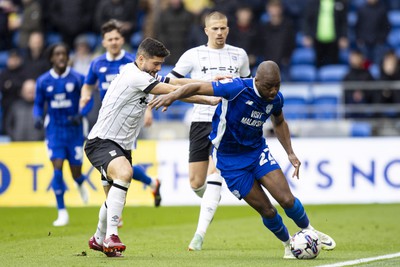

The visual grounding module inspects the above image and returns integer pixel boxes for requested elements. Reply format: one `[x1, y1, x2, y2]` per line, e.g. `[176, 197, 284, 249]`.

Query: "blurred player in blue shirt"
[149, 61, 336, 258]
[80, 19, 161, 208]
[33, 43, 89, 227]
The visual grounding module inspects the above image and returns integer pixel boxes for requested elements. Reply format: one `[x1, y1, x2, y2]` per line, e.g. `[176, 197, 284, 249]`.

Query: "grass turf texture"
[1, 204, 399, 267]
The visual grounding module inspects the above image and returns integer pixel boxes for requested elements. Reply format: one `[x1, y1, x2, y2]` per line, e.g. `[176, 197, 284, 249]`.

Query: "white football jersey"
[167, 44, 251, 122]
[88, 62, 158, 150]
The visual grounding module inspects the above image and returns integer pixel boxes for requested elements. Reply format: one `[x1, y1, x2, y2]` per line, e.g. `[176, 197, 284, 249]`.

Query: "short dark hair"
[46, 43, 70, 62]
[101, 19, 123, 37]
[137, 37, 170, 59]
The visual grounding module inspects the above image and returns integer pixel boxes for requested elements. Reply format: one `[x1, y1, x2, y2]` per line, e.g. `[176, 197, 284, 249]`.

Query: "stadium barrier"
[0, 138, 399, 207]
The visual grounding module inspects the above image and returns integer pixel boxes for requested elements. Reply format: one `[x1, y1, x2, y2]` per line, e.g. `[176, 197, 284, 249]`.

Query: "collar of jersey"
[106, 49, 125, 61]
[50, 66, 71, 79]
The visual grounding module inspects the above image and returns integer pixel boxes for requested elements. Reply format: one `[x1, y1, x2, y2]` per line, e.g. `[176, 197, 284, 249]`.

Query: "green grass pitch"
[1, 204, 399, 267]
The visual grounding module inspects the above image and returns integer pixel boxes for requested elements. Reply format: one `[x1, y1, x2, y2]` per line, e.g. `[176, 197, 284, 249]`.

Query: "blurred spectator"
[228, 5, 259, 68]
[17, 0, 43, 49]
[0, 49, 28, 133]
[22, 31, 49, 79]
[47, 0, 96, 47]
[94, 0, 139, 42]
[302, 0, 348, 67]
[155, 0, 194, 65]
[5, 79, 44, 141]
[211, 0, 240, 24]
[70, 34, 93, 75]
[376, 49, 400, 117]
[342, 49, 374, 118]
[0, 0, 19, 50]
[183, 0, 212, 16]
[188, 7, 210, 47]
[282, 0, 307, 31]
[257, 0, 296, 80]
[355, 0, 390, 66]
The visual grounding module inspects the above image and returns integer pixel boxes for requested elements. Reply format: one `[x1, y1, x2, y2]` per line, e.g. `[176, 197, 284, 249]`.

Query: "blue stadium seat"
[388, 10, 400, 29]
[311, 84, 342, 119]
[318, 64, 349, 82]
[0, 51, 8, 70]
[291, 47, 315, 65]
[387, 28, 400, 48]
[369, 64, 380, 79]
[280, 84, 311, 119]
[289, 64, 317, 82]
[46, 32, 62, 45]
[350, 122, 372, 137]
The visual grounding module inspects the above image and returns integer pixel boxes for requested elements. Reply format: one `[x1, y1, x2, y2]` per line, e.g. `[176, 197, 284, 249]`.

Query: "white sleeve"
[239, 48, 251, 78]
[167, 49, 194, 78]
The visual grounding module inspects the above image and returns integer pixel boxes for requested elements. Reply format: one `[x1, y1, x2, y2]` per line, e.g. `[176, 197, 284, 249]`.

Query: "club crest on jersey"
[266, 104, 273, 113]
[46, 85, 54, 92]
[231, 55, 238, 61]
[246, 100, 254, 106]
[99, 67, 107, 73]
[65, 82, 75, 92]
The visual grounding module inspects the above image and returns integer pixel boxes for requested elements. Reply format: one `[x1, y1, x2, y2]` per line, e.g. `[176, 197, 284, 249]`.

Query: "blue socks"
[262, 210, 290, 242]
[74, 174, 86, 186]
[284, 197, 310, 228]
[52, 170, 66, 210]
[132, 165, 152, 185]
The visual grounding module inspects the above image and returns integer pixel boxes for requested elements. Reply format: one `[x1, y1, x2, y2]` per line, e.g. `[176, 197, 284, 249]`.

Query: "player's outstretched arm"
[271, 112, 301, 179]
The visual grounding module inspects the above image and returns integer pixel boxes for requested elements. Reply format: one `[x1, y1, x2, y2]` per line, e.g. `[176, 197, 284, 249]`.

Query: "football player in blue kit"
[33, 43, 89, 226]
[80, 19, 161, 207]
[149, 60, 336, 259]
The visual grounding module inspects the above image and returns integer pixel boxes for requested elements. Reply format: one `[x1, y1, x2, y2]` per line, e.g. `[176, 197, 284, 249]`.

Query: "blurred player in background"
[82, 37, 219, 257]
[149, 60, 336, 259]
[167, 11, 251, 251]
[33, 43, 89, 226]
[80, 19, 161, 207]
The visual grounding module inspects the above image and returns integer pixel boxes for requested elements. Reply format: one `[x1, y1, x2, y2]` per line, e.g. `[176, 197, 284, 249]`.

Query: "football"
[290, 229, 322, 259]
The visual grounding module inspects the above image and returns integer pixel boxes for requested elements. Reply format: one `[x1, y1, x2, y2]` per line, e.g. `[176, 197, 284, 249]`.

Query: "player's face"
[205, 19, 229, 49]
[255, 74, 281, 101]
[51, 45, 68, 71]
[140, 56, 165, 77]
[102, 29, 125, 57]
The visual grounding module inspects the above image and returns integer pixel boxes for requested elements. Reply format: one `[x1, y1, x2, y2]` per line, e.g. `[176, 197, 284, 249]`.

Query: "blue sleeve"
[33, 77, 45, 119]
[80, 97, 93, 116]
[212, 78, 245, 100]
[84, 60, 97, 85]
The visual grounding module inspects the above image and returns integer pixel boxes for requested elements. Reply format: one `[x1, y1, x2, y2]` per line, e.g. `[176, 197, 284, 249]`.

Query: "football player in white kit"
[167, 11, 251, 251]
[82, 37, 218, 257]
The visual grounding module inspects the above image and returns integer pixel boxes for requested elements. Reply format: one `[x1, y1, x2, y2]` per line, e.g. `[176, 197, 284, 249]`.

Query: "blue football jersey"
[33, 67, 85, 144]
[84, 50, 135, 100]
[210, 78, 284, 154]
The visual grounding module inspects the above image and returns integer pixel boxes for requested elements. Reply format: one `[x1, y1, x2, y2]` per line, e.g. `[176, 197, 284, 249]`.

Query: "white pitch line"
[315, 252, 400, 267]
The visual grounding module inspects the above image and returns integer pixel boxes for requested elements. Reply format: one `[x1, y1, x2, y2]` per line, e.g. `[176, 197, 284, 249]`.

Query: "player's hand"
[288, 153, 301, 179]
[148, 95, 175, 112]
[68, 114, 82, 126]
[213, 75, 232, 81]
[34, 117, 44, 130]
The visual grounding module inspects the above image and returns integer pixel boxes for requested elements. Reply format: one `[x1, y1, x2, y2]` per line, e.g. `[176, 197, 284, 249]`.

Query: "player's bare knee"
[261, 207, 277, 218]
[279, 196, 295, 209]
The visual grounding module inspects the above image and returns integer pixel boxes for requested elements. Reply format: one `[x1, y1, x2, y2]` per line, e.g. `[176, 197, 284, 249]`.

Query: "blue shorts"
[46, 138, 84, 165]
[212, 142, 281, 200]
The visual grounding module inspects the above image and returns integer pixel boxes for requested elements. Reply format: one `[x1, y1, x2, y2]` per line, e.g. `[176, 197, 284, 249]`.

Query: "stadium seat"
[388, 10, 400, 29]
[369, 64, 380, 79]
[46, 32, 62, 45]
[318, 64, 349, 82]
[291, 47, 316, 65]
[311, 84, 342, 119]
[289, 64, 317, 82]
[130, 31, 143, 49]
[387, 28, 400, 48]
[0, 51, 8, 69]
[280, 84, 311, 119]
[350, 122, 372, 137]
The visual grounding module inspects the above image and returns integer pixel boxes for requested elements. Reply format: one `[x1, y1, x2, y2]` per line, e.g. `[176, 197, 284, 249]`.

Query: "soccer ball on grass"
[290, 229, 321, 259]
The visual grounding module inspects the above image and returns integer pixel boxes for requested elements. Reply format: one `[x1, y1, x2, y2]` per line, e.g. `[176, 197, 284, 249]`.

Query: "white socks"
[195, 173, 222, 238]
[94, 202, 107, 244]
[106, 180, 130, 238]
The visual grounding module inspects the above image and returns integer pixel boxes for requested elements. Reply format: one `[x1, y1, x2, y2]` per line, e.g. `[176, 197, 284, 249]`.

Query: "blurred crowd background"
[1, 0, 400, 141]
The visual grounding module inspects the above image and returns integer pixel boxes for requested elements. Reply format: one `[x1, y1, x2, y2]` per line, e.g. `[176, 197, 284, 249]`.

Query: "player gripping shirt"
[210, 77, 284, 199]
[34, 67, 85, 164]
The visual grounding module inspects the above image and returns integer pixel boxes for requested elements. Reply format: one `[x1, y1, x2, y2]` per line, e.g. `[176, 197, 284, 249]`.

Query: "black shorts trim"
[189, 122, 212, 162]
